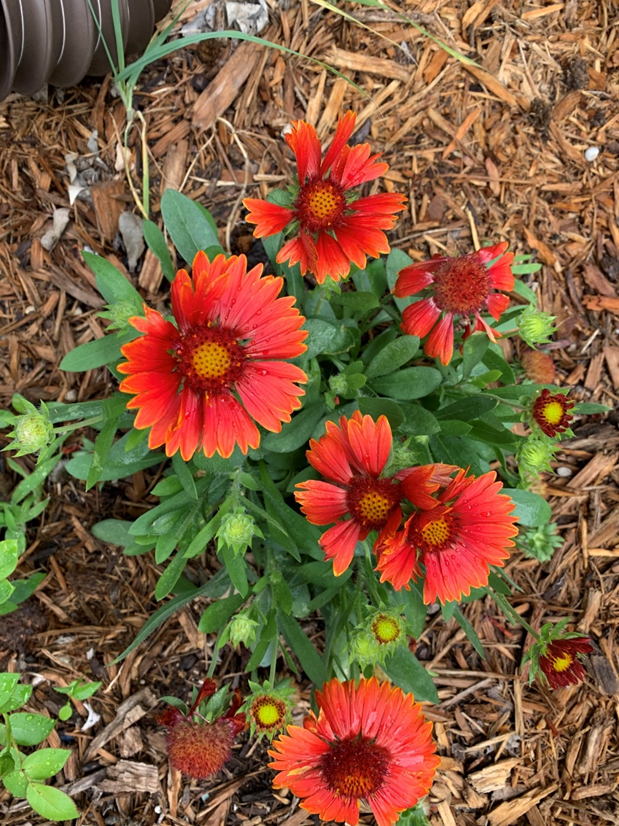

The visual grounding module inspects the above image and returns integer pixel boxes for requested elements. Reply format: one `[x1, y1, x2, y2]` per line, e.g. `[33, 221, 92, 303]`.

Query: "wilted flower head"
[158, 678, 246, 779]
[518, 305, 556, 348]
[531, 389, 574, 437]
[242, 679, 296, 740]
[3, 397, 54, 457]
[244, 112, 407, 284]
[523, 620, 593, 690]
[394, 243, 514, 364]
[521, 349, 555, 384]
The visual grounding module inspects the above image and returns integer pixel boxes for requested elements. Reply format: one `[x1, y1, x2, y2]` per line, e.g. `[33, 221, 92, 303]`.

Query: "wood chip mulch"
[0, 0, 618, 824]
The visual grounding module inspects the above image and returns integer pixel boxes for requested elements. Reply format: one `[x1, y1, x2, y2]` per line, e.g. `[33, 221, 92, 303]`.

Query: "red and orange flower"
[294, 411, 450, 576]
[269, 677, 439, 826]
[532, 389, 574, 437]
[118, 251, 308, 461]
[539, 636, 592, 689]
[377, 469, 518, 604]
[394, 243, 515, 365]
[243, 112, 407, 284]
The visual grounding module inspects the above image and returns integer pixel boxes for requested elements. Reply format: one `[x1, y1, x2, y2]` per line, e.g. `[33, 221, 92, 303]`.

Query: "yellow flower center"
[421, 517, 451, 549]
[193, 341, 232, 380]
[295, 180, 346, 232]
[251, 695, 286, 731]
[357, 491, 392, 525]
[541, 400, 564, 425]
[552, 652, 573, 673]
[371, 614, 401, 644]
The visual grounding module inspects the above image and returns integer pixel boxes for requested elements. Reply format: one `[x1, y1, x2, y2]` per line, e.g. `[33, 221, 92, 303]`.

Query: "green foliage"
[0, 674, 83, 820]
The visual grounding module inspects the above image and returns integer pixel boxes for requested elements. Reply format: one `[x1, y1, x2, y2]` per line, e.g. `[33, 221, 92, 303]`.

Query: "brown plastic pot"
[0, 0, 172, 103]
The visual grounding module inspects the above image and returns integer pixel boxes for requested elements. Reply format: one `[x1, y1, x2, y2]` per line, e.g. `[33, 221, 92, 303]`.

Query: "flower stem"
[490, 590, 540, 640]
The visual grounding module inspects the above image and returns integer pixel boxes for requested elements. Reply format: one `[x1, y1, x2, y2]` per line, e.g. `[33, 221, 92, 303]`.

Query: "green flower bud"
[99, 299, 140, 332]
[518, 305, 556, 348]
[351, 609, 409, 667]
[241, 678, 296, 741]
[517, 437, 557, 482]
[517, 522, 563, 562]
[227, 613, 259, 648]
[216, 509, 262, 557]
[5, 404, 54, 457]
[328, 374, 348, 395]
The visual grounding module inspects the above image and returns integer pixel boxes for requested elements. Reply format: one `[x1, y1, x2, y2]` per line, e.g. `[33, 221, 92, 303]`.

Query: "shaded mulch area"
[1, 0, 618, 824]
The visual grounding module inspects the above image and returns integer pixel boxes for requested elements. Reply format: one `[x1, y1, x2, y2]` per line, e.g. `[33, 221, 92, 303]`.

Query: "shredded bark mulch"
[1, 0, 618, 823]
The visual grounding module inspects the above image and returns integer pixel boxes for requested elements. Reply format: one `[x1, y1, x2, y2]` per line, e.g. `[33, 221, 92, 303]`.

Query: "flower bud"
[523, 621, 593, 690]
[216, 509, 262, 557]
[517, 437, 556, 480]
[227, 612, 258, 648]
[99, 299, 139, 332]
[351, 609, 409, 667]
[531, 388, 574, 437]
[517, 522, 563, 562]
[518, 305, 556, 348]
[5, 402, 54, 457]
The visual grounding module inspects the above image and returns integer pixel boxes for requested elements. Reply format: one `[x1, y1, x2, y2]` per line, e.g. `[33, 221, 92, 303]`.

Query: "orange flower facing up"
[377, 470, 518, 604]
[532, 389, 574, 437]
[243, 112, 407, 284]
[539, 636, 593, 689]
[269, 677, 439, 826]
[118, 252, 308, 461]
[394, 243, 514, 364]
[294, 411, 449, 576]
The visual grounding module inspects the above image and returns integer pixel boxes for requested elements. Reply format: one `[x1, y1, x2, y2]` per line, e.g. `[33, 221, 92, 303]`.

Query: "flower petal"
[295, 480, 350, 525]
[286, 120, 321, 184]
[401, 298, 441, 338]
[320, 519, 363, 576]
[243, 198, 294, 237]
[320, 110, 357, 175]
[424, 312, 454, 364]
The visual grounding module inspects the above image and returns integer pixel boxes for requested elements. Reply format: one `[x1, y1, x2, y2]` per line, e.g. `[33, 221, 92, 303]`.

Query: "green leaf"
[154, 552, 187, 600]
[399, 404, 441, 436]
[26, 782, 79, 822]
[112, 570, 230, 663]
[9, 713, 55, 746]
[365, 336, 420, 379]
[183, 512, 222, 558]
[262, 403, 327, 453]
[22, 749, 70, 780]
[383, 647, 439, 704]
[278, 612, 328, 686]
[172, 453, 198, 501]
[572, 402, 611, 414]
[86, 396, 126, 489]
[0, 683, 32, 713]
[246, 611, 278, 671]
[0, 673, 20, 710]
[59, 330, 136, 372]
[91, 520, 134, 546]
[503, 489, 551, 528]
[53, 681, 101, 701]
[83, 251, 142, 307]
[198, 594, 245, 634]
[358, 397, 404, 429]
[0, 539, 18, 580]
[401, 583, 426, 638]
[453, 609, 485, 659]
[482, 349, 515, 384]
[1, 573, 44, 609]
[143, 219, 175, 282]
[436, 396, 498, 421]
[3, 769, 28, 797]
[160, 189, 218, 264]
[219, 546, 249, 597]
[304, 318, 355, 359]
[58, 702, 72, 721]
[437, 420, 472, 436]
[65, 430, 163, 481]
[511, 278, 539, 302]
[329, 290, 379, 312]
[0, 753, 15, 778]
[461, 334, 490, 380]
[0, 579, 15, 605]
[258, 464, 323, 560]
[369, 367, 442, 400]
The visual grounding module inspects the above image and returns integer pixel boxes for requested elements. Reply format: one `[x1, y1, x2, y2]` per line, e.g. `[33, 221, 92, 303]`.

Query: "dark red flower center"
[295, 180, 346, 232]
[320, 736, 389, 800]
[432, 254, 490, 315]
[174, 324, 246, 394]
[166, 718, 235, 779]
[347, 477, 400, 531]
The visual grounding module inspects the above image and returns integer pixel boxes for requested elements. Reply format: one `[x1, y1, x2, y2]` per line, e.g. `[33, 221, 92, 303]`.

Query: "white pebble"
[556, 466, 573, 477]
[585, 146, 599, 162]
